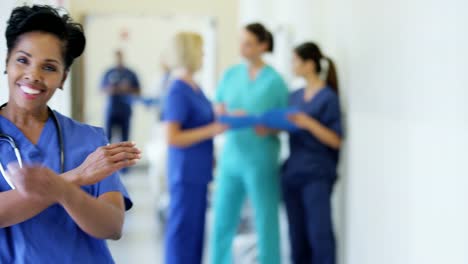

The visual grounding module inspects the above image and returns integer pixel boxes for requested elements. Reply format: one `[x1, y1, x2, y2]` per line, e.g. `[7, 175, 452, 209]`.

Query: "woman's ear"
[4, 56, 9, 74]
[59, 71, 69, 90]
[307, 60, 318, 74]
[260, 42, 269, 53]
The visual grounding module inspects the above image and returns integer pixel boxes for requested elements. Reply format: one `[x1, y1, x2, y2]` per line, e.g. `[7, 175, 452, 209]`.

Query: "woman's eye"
[16, 57, 28, 64]
[44, 65, 57, 72]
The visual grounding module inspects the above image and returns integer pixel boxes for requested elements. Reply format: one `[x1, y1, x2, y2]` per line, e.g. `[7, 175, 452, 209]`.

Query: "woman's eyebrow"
[45, 58, 61, 64]
[17, 50, 32, 57]
[17, 50, 61, 64]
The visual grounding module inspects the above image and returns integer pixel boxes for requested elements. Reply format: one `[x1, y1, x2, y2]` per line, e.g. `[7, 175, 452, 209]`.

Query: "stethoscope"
[0, 103, 64, 189]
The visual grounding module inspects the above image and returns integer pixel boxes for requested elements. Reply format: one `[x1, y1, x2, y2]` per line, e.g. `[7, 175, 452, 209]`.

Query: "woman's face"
[240, 29, 267, 60]
[292, 52, 315, 77]
[6, 31, 66, 112]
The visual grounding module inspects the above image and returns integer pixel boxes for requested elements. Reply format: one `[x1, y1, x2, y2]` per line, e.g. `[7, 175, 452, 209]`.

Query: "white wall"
[240, 0, 468, 263]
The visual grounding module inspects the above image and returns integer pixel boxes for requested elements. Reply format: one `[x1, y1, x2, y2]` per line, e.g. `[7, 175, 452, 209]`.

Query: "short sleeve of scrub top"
[0, 111, 132, 264]
[100, 69, 113, 89]
[164, 82, 190, 124]
[321, 94, 342, 137]
[91, 128, 133, 209]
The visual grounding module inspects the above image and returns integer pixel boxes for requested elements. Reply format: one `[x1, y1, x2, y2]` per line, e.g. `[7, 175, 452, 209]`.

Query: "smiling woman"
[0, 5, 141, 264]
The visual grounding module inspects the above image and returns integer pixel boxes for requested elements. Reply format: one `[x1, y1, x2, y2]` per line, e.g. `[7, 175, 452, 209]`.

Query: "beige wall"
[69, 0, 239, 77]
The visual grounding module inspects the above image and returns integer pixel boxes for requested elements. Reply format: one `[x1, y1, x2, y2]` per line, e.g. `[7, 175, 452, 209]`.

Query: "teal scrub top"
[215, 63, 288, 166]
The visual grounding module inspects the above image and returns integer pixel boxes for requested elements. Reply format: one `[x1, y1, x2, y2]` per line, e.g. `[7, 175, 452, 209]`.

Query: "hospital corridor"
[0, 0, 467, 264]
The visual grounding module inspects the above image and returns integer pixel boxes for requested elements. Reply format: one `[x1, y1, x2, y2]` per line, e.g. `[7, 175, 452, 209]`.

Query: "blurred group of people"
[163, 23, 342, 264]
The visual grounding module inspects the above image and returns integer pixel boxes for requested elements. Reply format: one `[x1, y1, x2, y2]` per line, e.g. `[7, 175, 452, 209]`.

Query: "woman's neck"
[176, 69, 198, 90]
[247, 57, 265, 80]
[0, 101, 48, 127]
[303, 73, 326, 101]
[305, 73, 326, 93]
[248, 57, 265, 70]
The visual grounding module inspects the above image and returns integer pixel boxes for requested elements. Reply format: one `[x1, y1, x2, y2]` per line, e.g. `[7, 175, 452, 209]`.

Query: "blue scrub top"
[215, 63, 288, 166]
[283, 87, 342, 185]
[163, 79, 215, 185]
[101, 67, 140, 116]
[0, 111, 132, 264]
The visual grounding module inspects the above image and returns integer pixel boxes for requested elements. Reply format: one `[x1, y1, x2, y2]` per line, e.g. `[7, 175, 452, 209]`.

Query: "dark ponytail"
[245, 23, 274, 53]
[294, 42, 339, 94]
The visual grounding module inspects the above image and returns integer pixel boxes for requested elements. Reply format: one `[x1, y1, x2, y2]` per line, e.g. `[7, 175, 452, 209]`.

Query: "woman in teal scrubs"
[211, 23, 288, 264]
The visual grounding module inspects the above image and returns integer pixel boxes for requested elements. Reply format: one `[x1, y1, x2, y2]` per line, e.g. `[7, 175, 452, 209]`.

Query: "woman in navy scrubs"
[163, 32, 227, 264]
[283, 42, 342, 264]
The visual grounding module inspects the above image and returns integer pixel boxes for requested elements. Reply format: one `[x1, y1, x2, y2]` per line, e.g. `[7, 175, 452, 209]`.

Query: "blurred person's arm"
[128, 71, 141, 96]
[100, 70, 119, 95]
[166, 122, 227, 148]
[288, 96, 342, 149]
[165, 82, 227, 147]
[288, 112, 341, 149]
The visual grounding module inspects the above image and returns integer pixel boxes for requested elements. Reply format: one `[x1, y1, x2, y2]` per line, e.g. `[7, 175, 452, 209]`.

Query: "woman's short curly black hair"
[5, 5, 86, 70]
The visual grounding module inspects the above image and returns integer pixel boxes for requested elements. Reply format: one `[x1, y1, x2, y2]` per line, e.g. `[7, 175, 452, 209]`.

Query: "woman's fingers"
[103, 141, 136, 150]
[106, 146, 141, 156]
[231, 109, 246, 116]
[87, 142, 142, 173]
[108, 152, 142, 163]
[112, 159, 139, 171]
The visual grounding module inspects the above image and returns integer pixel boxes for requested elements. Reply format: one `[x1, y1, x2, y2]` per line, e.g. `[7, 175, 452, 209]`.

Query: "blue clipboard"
[218, 107, 300, 131]
[218, 115, 260, 129]
[260, 107, 300, 132]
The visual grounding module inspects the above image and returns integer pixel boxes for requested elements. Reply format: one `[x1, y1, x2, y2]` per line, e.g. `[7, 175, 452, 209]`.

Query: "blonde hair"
[168, 32, 203, 72]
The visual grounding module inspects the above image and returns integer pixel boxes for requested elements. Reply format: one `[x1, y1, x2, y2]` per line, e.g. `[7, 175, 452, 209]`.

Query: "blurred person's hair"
[245, 23, 274, 53]
[168, 32, 203, 72]
[294, 42, 339, 94]
[5, 4, 86, 70]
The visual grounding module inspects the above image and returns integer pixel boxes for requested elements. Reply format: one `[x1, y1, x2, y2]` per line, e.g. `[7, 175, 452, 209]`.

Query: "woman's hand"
[288, 112, 313, 129]
[230, 109, 247, 116]
[254, 125, 271, 136]
[214, 104, 226, 116]
[7, 164, 65, 203]
[72, 142, 141, 186]
[208, 122, 229, 137]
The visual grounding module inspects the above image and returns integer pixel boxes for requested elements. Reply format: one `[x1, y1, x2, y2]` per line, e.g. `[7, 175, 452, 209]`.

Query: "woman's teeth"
[20, 85, 41, 95]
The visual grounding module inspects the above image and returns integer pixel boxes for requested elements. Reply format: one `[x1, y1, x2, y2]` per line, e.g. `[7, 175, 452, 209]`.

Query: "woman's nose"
[23, 67, 41, 83]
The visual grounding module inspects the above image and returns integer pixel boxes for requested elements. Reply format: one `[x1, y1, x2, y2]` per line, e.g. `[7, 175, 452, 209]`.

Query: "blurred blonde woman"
[163, 32, 227, 264]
